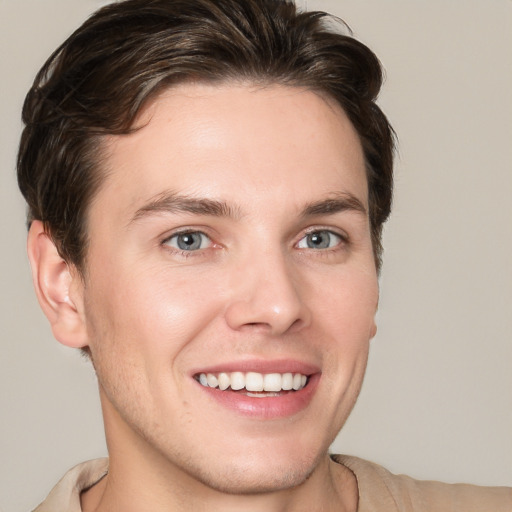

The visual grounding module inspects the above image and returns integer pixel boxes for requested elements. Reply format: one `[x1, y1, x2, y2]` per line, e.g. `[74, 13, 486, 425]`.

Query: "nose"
[224, 250, 311, 336]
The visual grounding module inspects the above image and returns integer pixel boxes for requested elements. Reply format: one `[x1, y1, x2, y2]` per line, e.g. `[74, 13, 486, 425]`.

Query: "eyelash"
[297, 228, 348, 250]
[160, 227, 349, 258]
[161, 229, 214, 258]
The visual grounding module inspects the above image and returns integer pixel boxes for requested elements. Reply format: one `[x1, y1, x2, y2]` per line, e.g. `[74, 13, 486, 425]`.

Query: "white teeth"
[218, 372, 230, 390]
[206, 373, 218, 388]
[197, 371, 309, 393]
[282, 373, 293, 390]
[245, 372, 264, 392]
[263, 373, 282, 392]
[246, 392, 280, 398]
[230, 371, 245, 391]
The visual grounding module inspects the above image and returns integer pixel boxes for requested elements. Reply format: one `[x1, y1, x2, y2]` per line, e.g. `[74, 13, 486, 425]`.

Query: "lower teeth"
[245, 391, 281, 398]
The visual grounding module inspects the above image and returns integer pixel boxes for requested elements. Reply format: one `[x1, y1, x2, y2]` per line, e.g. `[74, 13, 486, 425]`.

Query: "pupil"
[308, 231, 329, 249]
[178, 233, 201, 250]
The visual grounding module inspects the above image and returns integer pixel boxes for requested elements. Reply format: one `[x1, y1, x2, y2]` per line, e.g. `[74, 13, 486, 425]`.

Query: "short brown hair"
[17, 0, 394, 271]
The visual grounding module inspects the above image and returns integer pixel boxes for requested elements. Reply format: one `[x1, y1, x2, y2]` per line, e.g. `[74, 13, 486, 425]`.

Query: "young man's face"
[77, 83, 378, 493]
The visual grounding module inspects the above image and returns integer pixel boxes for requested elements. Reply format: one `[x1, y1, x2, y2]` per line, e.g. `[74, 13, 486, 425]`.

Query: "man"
[16, 0, 511, 510]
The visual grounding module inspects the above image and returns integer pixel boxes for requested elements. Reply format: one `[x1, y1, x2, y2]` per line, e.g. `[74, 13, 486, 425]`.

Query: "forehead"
[94, 82, 367, 219]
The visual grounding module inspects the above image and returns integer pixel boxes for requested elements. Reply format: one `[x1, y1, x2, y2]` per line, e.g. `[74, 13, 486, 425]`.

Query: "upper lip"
[190, 359, 320, 377]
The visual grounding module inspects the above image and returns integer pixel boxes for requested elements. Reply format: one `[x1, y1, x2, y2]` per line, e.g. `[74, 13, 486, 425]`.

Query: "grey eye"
[297, 230, 342, 249]
[166, 232, 211, 251]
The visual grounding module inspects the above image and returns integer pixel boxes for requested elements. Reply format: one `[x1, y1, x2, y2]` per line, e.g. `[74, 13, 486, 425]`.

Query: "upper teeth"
[197, 372, 308, 392]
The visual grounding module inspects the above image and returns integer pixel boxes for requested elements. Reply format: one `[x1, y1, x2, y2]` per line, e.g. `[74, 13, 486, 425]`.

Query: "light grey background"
[1, 1, 511, 510]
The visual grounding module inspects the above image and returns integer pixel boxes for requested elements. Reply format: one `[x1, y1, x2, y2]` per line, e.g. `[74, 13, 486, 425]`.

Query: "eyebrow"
[301, 193, 367, 218]
[130, 190, 366, 225]
[130, 191, 242, 224]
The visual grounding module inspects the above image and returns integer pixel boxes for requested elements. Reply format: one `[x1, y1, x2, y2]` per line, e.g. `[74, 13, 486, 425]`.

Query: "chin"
[179, 446, 323, 495]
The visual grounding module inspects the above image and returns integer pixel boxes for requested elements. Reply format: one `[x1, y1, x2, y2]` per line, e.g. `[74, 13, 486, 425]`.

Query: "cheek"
[85, 263, 226, 363]
[311, 268, 377, 379]
[315, 269, 378, 338]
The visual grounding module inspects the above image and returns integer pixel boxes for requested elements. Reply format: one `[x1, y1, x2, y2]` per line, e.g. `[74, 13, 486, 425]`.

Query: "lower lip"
[196, 373, 320, 419]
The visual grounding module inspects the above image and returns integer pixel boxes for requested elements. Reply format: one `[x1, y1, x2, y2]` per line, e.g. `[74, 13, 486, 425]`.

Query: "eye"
[164, 231, 212, 251]
[297, 230, 343, 250]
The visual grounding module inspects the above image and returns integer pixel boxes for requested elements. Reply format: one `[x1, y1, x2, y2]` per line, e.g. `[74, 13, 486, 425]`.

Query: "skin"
[29, 83, 378, 512]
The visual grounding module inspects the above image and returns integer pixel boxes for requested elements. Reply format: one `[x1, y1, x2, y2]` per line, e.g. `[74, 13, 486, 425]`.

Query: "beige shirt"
[33, 456, 512, 511]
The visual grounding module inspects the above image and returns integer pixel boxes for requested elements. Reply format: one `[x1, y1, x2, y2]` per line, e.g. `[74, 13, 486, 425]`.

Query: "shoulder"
[32, 458, 108, 512]
[332, 454, 512, 512]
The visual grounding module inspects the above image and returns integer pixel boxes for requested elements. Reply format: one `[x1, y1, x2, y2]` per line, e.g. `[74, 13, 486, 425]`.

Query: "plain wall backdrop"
[1, 1, 511, 510]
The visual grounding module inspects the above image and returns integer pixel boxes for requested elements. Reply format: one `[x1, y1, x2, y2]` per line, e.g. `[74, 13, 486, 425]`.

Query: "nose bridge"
[224, 243, 310, 335]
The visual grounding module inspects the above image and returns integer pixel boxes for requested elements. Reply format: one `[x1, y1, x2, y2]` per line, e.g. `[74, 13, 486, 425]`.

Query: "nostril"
[224, 275, 311, 334]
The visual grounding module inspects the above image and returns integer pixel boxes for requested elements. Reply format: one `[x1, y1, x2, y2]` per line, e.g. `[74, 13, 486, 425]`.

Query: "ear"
[369, 286, 379, 339]
[369, 321, 377, 339]
[27, 220, 88, 348]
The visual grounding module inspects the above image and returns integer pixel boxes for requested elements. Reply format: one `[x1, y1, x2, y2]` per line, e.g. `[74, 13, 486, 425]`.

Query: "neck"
[82, 454, 357, 512]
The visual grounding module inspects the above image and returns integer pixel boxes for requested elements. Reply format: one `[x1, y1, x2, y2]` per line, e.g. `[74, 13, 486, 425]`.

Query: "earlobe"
[370, 292, 379, 339]
[27, 220, 88, 349]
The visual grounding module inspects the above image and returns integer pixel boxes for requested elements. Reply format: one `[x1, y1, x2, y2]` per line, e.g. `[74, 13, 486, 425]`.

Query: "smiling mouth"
[195, 371, 309, 396]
